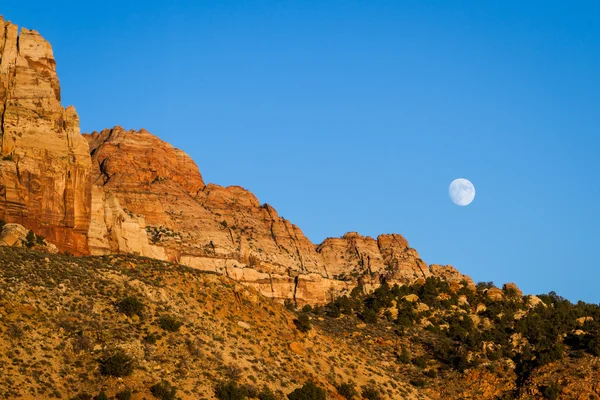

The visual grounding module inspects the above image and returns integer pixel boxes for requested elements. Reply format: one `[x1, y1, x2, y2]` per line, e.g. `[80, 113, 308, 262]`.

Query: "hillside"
[0, 246, 599, 399]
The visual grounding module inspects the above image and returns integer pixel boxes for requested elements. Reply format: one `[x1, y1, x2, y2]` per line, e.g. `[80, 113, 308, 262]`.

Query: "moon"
[449, 178, 476, 206]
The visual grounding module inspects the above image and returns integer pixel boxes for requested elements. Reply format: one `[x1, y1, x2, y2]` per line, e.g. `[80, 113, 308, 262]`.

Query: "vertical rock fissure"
[264, 206, 282, 249]
[292, 275, 299, 306]
[268, 273, 275, 294]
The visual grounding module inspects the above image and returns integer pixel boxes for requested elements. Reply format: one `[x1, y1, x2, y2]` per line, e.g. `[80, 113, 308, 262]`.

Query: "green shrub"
[294, 313, 311, 333]
[360, 308, 378, 324]
[157, 315, 183, 332]
[99, 350, 135, 377]
[397, 346, 411, 364]
[215, 381, 248, 400]
[258, 385, 277, 400]
[284, 299, 296, 311]
[540, 382, 561, 400]
[336, 381, 358, 399]
[412, 356, 427, 369]
[288, 381, 326, 400]
[587, 336, 600, 356]
[361, 386, 382, 400]
[144, 333, 158, 344]
[151, 381, 177, 400]
[116, 296, 145, 317]
[409, 378, 427, 388]
[424, 369, 437, 378]
[115, 389, 132, 400]
[26, 230, 36, 248]
[71, 394, 92, 400]
[93, 392, 109, 400]
[302, 304, 313, 313]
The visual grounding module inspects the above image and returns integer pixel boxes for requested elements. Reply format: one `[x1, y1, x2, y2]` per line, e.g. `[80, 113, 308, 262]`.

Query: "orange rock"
[0, 18, 92, 254]
[486, 288, 504, 301]
[502, 282, 523, 297]
[289, 341, 305, 355]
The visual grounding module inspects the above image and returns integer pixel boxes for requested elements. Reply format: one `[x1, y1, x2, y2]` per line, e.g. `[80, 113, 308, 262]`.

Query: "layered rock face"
[0, 16, 473, 305]
[0, 17, 92, 254]
[84, 128, 470, 304]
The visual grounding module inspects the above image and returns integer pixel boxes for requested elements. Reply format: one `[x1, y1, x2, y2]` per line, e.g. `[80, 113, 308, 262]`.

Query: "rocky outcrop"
[0, 222, 58, 252]
[316, 232, 431, 282]
[0, 17, 92, 254]
[0, 16, 475, 305]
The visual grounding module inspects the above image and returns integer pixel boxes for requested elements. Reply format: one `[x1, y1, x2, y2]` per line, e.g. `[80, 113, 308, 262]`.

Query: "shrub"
[302, 305, 313, 313]
[71, 394, 92, 400]
[284, 299, 296, 311]
[361, 386, 382, 400]
[397, 346, 410, 364]
[26, 230, 36, 248]
[409, 378, 427, 388]
[424, 369, 437, 378]
[99, 350, 135, 377]
[412, 356, 427, 369]
[225, 364, 243, 382]
[144, 333, 158, 344]
[360, 308, 378, 324]
[540, 382, 561, 400]
[151, 381, 177, 400]
[215, 381, 248, 400]
[72, 334, 93, 353]
[116, 296, 145, 317]
[294, 313, 312, 333]
[115, 389, 132, 400]
[336, 381, 358, 399]
[93, 393, 109, 400]
[258, 386, 277, 400]
[288, 381, 326, 400]
[587, 336, 600, 356]
[157, 315, 183, 332]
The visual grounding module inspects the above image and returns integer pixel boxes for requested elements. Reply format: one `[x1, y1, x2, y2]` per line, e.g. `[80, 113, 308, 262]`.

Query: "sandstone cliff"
[83, 128, 471, 304]
[0, 16, 473, 305]
[0, 17, 92, 254]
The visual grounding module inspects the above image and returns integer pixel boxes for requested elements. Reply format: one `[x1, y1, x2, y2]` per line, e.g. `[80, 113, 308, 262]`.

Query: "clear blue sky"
[4, 1, 599, 303]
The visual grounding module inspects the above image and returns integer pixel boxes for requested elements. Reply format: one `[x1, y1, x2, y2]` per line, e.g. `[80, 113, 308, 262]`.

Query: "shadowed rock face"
[0, 17, 92, 254]
[0, 16, 473, 304]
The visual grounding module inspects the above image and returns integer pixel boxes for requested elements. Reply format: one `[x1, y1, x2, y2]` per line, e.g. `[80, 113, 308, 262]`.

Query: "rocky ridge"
[0, 17, 472, 305]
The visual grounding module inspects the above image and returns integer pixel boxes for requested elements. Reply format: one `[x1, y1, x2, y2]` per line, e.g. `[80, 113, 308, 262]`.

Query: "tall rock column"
[0, 17, 92, 254]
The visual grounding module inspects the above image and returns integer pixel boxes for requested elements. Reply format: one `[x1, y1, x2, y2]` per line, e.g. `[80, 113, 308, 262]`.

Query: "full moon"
[449, 178, 476, 206]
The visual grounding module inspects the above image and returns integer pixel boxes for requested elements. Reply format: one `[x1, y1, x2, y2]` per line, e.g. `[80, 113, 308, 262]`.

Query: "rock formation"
[83, 128, 471, 304]
[0, 17, 92, 254]
[0, 222, 58, 252]
[0, 16, 474, 305]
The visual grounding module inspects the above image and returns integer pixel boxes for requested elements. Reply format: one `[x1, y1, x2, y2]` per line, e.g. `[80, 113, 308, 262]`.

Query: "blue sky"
[3, 1, 599, 302]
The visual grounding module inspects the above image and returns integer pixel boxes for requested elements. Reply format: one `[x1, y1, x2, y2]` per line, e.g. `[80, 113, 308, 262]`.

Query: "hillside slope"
[1, 247, 599, 399]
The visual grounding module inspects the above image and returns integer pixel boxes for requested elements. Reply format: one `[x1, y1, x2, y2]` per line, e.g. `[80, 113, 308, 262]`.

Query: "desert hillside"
[0, 246, 599, 399]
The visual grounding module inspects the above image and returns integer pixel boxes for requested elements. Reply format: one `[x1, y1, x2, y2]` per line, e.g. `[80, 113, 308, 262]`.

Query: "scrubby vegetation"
[150, 381, 177, 400]
[0, 246, 598, 399]
[99, 350, 135, 377]
[313, 277, 600, 395]
[287, 381, 326, 400]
